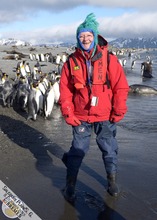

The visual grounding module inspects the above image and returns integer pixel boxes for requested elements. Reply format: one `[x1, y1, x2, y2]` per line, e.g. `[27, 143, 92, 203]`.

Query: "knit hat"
[76, 13, 99, 52]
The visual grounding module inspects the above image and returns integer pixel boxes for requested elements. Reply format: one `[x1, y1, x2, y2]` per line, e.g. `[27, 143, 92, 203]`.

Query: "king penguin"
[27, 82, 43, 120]
[44, 84, 55, 118]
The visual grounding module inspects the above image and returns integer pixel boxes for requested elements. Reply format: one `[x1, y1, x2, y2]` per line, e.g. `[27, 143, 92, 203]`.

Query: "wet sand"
[0, 45, 157, 220]
[0, 105, 157, 220]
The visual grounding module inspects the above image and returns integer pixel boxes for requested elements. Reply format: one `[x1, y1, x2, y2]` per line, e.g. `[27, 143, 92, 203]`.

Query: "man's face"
[79, 31, 94, 50]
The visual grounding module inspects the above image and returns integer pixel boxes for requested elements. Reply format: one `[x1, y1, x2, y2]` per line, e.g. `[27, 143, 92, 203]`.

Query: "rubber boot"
[63, 175, 76, 203]
[107, 174, 119, 197]
[62, 153, 68, 167]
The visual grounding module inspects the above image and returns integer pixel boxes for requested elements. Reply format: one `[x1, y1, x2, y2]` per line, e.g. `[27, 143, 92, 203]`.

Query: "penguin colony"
[0, 52, 67, 121]
[0, 49, 154, 121]
[118, 53, 153, 78]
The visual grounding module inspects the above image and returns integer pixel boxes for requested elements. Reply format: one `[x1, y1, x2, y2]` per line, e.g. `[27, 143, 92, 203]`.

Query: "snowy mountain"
[0, 37, 157, 48]
[45, 37, 157, 49]
[109, 37, 157, 48]
[0, 38, 30, 46]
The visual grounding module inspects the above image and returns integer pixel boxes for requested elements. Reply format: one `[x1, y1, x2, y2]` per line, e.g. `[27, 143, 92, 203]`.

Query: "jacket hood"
[98, 35, 108, 47]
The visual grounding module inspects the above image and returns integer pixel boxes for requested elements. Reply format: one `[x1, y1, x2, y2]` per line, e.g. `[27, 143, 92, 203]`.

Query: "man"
[59, 13, 129, 203]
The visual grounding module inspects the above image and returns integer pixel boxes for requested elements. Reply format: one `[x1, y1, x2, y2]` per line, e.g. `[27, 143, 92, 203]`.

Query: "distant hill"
[1, 37, 157, 49]
[50, 37, 157, 49]
[109, 37, 157, 49]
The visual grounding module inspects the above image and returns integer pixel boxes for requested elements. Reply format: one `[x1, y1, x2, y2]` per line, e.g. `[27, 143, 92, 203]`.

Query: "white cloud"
[99, 12, 157, 38]
[0, 0, 157, 23]
[0, 1, 157, 44]
[3, 11, 156, 44]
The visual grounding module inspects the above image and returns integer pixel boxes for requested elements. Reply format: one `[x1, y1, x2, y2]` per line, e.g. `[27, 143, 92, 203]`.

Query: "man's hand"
[109, 112, 124, 123]
[65, 115, 81, 126]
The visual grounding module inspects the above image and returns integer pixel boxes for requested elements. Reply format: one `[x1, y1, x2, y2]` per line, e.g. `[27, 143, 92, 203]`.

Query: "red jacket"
[59, 35, 129, 123]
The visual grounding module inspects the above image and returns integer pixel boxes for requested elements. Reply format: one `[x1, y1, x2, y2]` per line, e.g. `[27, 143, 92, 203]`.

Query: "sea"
[118, 49, 157, 134]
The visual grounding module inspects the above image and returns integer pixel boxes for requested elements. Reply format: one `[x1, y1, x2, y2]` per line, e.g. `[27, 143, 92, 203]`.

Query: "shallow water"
[119, 49, 157, 133]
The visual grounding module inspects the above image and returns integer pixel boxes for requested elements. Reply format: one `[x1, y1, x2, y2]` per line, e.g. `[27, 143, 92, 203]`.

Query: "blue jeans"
[62, 121, 118, 178]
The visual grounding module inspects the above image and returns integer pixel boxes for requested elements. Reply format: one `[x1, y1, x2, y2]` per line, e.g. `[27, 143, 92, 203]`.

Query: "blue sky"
[0, 1, 157, 45]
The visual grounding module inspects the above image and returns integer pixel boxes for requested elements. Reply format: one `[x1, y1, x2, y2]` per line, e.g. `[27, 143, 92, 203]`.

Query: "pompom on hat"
[76, 13, 99, 51]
